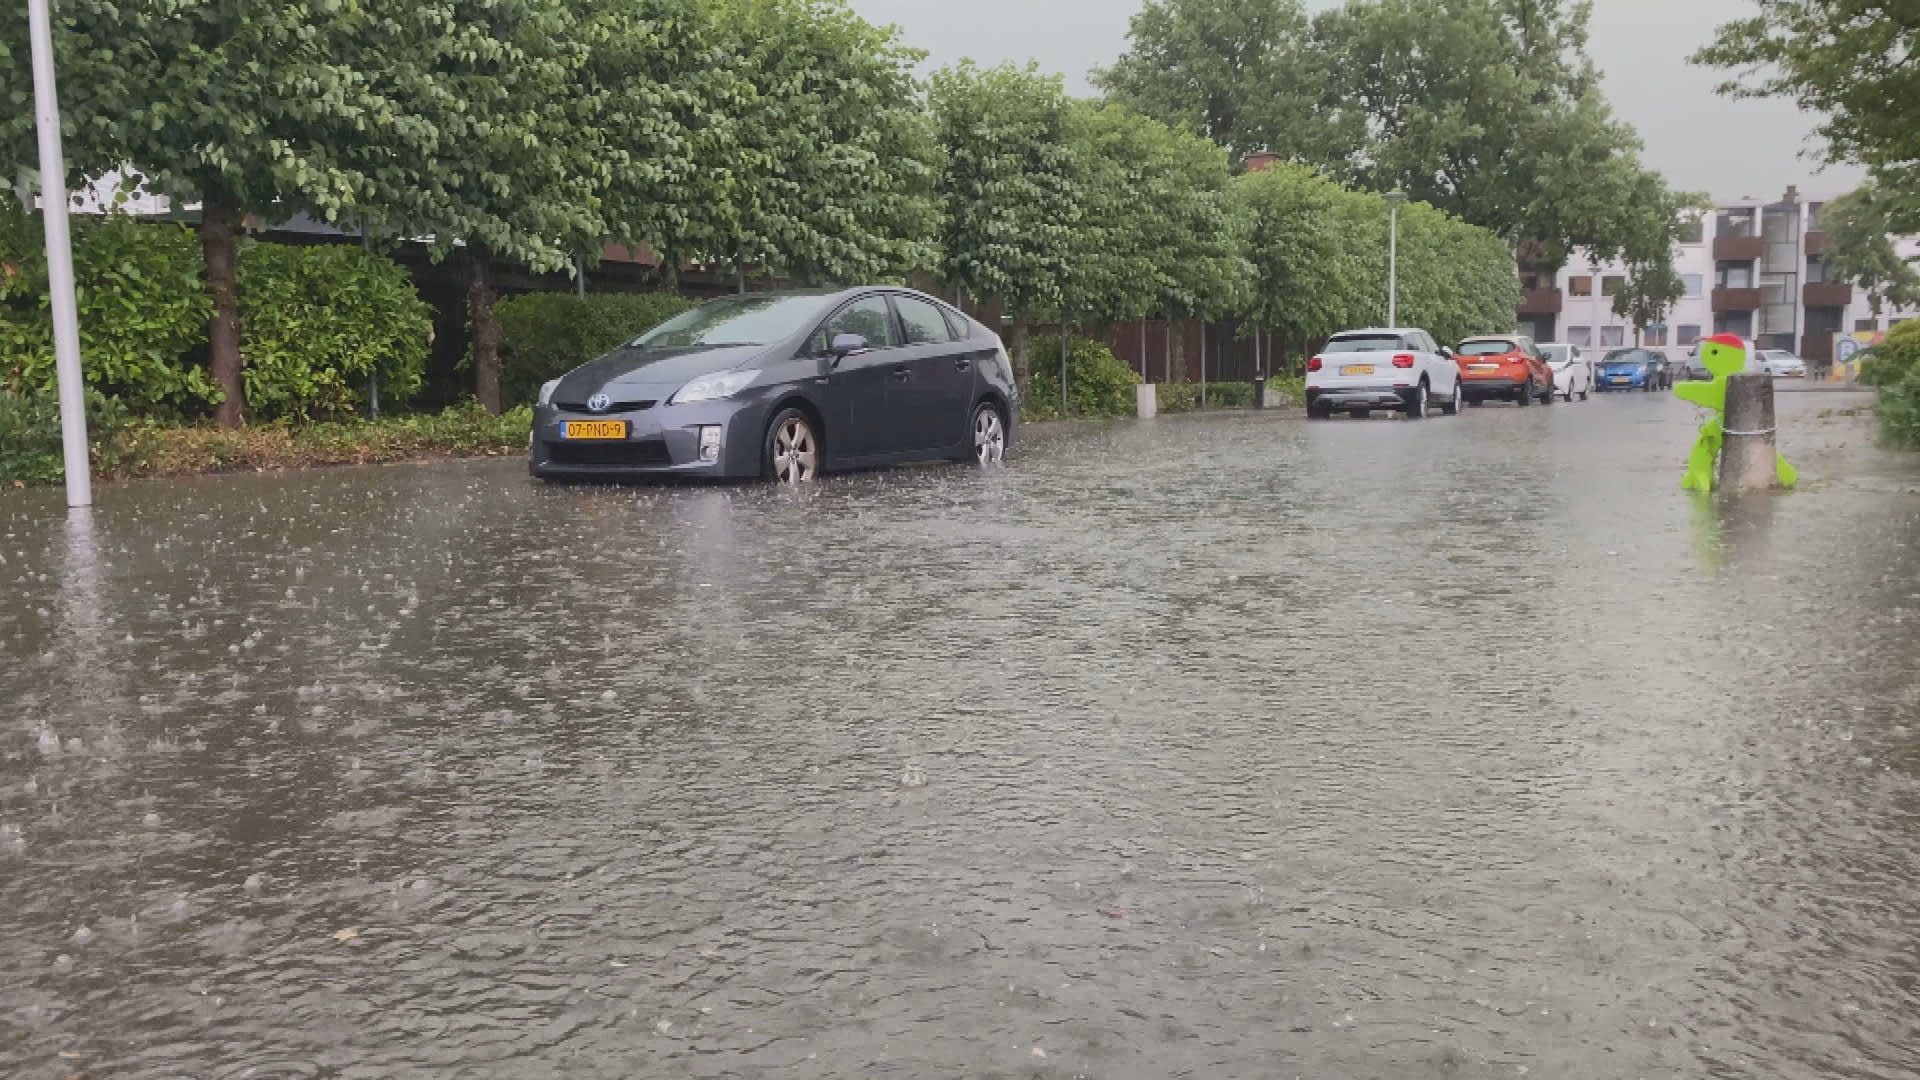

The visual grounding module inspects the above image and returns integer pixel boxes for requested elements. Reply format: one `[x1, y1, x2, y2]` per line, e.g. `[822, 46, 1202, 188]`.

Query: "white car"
[1540, 343, 1593, 401]
[1305, 327, 1464, 419]
[1758, 349, 1808, 378]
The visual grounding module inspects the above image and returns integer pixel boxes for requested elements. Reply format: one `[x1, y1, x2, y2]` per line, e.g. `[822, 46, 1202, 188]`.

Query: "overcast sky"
[844, 0, 1860, 202]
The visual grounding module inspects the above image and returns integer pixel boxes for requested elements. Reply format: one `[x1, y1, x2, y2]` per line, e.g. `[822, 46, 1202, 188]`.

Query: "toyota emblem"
[587, 393, 612, 414]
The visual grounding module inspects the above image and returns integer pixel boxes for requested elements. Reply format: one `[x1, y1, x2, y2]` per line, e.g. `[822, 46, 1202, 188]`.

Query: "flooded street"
[4, 391, 1918, 1079]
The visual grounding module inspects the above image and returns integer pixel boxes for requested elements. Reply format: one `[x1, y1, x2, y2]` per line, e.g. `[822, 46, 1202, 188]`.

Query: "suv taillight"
[1392, 353, 1416, 369]
[1307, 356, 1323, 372]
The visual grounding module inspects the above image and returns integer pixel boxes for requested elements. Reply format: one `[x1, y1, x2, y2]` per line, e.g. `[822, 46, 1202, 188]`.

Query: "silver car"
[1758, 349, 1808, 378]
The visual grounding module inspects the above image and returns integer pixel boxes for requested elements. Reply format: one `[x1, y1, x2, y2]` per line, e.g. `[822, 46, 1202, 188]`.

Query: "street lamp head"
[1384, 189, 1408, 207]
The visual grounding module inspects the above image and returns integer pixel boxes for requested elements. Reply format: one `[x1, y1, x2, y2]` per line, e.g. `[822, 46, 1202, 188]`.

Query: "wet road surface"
[3, 391, 1918, 1078]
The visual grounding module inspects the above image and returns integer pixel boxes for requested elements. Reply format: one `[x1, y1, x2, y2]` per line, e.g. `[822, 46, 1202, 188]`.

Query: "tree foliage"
[1696, 3, 1920, 219]
[1820, 184, 1920, 318]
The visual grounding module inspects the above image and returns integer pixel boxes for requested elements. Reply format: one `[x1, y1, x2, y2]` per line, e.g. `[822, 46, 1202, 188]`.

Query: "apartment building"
[1517, 187, 1920, 364]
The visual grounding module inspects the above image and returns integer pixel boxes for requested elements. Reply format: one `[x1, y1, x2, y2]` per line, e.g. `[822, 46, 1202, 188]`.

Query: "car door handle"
[955, 357, 971, 372]
[890, 365, 911, 381]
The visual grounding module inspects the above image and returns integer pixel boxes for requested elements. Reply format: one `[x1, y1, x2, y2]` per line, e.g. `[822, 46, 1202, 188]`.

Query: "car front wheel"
[765, 408, 820, 485]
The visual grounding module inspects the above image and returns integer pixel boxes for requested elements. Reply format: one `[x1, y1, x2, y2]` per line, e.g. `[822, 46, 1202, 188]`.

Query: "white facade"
[1520, 187, 1920, 364]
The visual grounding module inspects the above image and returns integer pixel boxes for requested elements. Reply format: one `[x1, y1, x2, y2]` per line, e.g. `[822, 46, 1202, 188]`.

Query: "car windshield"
[633, 294, 831, 349]
[1457, 340, 1520, 356]
[1326, 333, 1407, 353]
[1603, 349, 1646, 364]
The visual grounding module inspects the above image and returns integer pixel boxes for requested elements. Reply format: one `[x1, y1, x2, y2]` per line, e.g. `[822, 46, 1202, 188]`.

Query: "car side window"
[894, 295, 954, 345]
[940, 306, 972, 340]
[811, 295, 900, 354]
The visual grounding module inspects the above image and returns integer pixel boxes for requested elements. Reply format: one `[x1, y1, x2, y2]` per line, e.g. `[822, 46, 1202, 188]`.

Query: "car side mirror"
[829, 333, 870, 358]
[1440, 348, 1454, 360]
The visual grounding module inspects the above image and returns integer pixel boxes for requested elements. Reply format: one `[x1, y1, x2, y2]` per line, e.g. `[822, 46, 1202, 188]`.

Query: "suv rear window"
[1326, 334, 1406, 353]
[1457, 340, 1519, 356]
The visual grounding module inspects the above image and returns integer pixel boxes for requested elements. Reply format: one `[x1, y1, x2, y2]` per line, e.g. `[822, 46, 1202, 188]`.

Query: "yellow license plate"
[1341, 365, 1375, 376]
[563, 420, 628, 440]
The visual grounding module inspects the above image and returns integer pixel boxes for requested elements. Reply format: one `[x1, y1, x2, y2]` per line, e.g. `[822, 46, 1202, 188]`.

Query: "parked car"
[530, 288, 1017, 483]
[1540, 343, 1593, 401]
[1305, 328, 1464, 419]
[1453, 335, 1556, 406]
[1680, 343, 1712, 380]
[1758, 349, 1808, 378]
[1596, 347, 1667, 392]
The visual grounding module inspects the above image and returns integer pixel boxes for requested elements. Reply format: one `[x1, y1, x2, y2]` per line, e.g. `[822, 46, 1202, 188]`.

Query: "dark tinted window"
[940, 306, 972, 340]
[895, 296, 954, 345]
[1457, 339, 1521, 357]
[1326, 333, 1407, 353]
[812, 296, 900, 353]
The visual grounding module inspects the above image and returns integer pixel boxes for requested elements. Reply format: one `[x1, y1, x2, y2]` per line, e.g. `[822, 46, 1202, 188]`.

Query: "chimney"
[1243, 150, 1279, 173]
[1784, 185, 1801, 203]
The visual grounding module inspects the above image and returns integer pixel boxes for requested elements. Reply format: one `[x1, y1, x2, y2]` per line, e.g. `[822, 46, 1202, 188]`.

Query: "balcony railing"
[1713, 234, 1765, 261]
[1517, 287, 1564, 315]
[1712, 287, 1764, 312]
[1803, 281, 1852, 307]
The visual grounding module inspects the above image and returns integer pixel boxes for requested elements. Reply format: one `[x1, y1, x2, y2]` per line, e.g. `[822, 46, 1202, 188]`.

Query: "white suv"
[1306, 328, 1464, 419]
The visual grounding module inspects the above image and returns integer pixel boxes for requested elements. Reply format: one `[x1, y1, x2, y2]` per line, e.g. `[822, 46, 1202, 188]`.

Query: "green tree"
[685, 0, 939, 289]
[1696, 3, 1920, 219]
[1232, 164, 1370, 358]
[1819, 185, 1920, 319]
[0, 0, 611, 421]
[1094, 0, 1335, 163]
[930, 62, 1081, 386]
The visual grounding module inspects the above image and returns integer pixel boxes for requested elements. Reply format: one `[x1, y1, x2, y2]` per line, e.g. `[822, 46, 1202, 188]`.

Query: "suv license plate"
[1341, 365, 1375, 376]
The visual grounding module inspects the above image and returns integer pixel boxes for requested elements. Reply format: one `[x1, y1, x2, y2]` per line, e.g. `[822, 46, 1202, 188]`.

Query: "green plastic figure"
[1673, 333, 1797, 491]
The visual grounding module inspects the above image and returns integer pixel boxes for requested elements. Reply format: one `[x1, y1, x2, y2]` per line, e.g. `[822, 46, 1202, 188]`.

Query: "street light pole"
[1385, 190, 1407, 327]
[28, 0, 91, 508]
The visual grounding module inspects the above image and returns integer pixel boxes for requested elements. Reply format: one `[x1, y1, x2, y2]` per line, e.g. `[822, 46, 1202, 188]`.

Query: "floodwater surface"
[3, 391, 1918, 1078]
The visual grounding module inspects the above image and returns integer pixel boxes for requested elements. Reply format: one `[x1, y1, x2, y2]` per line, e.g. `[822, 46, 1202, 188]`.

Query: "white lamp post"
[28, 0, 91, 508]
[1385, 189, 1407, 327]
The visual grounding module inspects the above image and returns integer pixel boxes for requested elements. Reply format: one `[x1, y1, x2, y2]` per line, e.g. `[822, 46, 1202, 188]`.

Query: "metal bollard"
[1253, 376, 1267, 410]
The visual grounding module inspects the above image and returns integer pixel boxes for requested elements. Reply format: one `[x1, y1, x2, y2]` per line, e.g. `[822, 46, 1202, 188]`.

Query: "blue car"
[1595, 347, 1668, 392]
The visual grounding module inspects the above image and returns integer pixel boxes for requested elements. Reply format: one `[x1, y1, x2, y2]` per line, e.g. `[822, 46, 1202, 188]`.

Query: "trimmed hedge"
[1, 214, 213, 413]
[495, 292, 697, 407]
[1024, 336, 1141, 420]
[239, 241, 433, 421]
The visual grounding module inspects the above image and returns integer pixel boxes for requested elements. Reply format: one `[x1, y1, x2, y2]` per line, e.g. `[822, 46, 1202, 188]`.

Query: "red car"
[1454, 335, 1557, 406]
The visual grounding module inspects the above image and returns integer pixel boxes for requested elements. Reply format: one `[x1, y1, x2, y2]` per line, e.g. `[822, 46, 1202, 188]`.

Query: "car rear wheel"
[1308, 402, 1333, 420]
[1540, 381, 1556, 405]
[765, 409, 820, 485]
[1438, 380, 1463, 416]
[970, 403, 1006, 466]
[1404, 382, 1428, 420]
[1516, 380, 1533, 406]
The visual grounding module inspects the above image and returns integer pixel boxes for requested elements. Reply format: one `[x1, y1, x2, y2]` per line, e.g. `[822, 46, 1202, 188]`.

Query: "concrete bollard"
[1136, 382, 1158, 419]
[1720, 373, 1780, 492]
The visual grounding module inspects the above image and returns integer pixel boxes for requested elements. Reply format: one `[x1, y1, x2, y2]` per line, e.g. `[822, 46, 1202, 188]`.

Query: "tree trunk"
[1009, 317, 1032, 397]
[466, 246, 503, 414]
[202, 201, 245, 429]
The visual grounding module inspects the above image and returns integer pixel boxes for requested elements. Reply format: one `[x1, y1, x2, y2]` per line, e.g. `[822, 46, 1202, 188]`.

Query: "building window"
[1855, 318, 1879, 333]
[1568, 275, 1593, 297]
[1644, 326, 1669, 346]
[1807, 202, 1824, 230]
[1601, 275, 1626, 297]
[1718, 264, 1754, 289]
[1682, 274, 1704, 298]
[1677, 325, 1702, 346]
[1715, 311, 1755, 336]
[1568, 325, 1592, 347]
[1716, 209, 1757, 238]
[1601, 326, 1627, 347]
[1807, 258, 1829, 284]
[1676, 216, 1705, 244]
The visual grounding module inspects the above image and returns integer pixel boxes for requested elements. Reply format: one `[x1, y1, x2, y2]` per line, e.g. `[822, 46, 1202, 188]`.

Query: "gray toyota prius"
[530, 287, 1019, 484]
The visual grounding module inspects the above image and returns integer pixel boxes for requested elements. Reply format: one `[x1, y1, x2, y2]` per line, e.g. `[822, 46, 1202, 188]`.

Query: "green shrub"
[1024, 336, 1141, 420]
[0, 389, 153, 486]
[0, 214, 213, 413]
[1857, 321, 1920, 387]
[1876, 372, 1920, 448]
[238, 241, 434, 421]
[496, 292, 697, 407]
[1266, 375, 1305, 405]
[1157, 382, 1200, 413]
[1205, 381, 1255, 408]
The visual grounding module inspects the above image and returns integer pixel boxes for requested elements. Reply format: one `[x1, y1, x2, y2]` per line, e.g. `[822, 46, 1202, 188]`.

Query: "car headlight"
[670, 370, 756, 405]
[538, 379, 560, 406]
